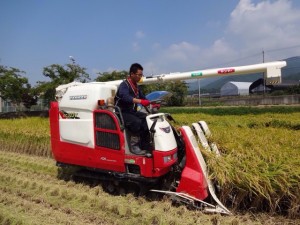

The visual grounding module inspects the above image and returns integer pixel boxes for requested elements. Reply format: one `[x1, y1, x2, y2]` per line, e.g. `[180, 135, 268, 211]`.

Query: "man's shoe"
[130, 135, 146, 155]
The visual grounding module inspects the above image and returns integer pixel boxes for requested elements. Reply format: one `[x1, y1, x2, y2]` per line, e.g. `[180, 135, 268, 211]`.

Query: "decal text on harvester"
[125, 159, 136, 164]
[218, 68, 235, 74]
[100, 157, 117, 163]
[69, 95, 87, 100]
[60, 111, 80, 119]
[191, 72, 203, 77]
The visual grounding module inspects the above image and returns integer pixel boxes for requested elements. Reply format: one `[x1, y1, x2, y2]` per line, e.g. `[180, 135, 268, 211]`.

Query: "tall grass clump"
[0, 117, 51, 157]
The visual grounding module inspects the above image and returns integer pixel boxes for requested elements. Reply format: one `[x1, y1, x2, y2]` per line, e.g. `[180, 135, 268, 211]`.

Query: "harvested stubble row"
[0, 150, 278, 225]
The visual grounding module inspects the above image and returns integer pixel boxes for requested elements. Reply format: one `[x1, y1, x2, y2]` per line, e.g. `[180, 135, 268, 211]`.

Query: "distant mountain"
[188, 56, 300, 94]
[282, 56, 300, 80]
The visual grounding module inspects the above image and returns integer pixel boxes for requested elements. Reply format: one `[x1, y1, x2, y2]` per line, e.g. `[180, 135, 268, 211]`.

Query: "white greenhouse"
[220, 82, 252, 96]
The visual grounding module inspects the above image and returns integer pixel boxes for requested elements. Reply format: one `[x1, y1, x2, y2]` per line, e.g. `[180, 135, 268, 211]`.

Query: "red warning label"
[218, 68, 235, 74]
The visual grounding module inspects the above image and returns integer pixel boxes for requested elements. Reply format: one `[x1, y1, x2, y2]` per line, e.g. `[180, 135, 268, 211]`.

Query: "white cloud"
[165, 41, 200, 61]
[143, 41, 204, 74]
[144, 38, 239, 74]
[228, 0, 300, 59]
[135, 30, 145, 39]
[131, 30, 145, 51]
[144, 0, 300, 75]
[201, 39, 237, 65]
[152, 42, 161, 50]
[132, 42, 140, 51]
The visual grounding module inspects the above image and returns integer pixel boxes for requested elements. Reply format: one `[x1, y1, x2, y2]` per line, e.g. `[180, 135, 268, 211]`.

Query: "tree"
[35, 81, 57, 107]
[22, 84, 38, 110]
[0, 65, 37, 110]
[37, 62, 91, 105]
[43, 63, 90, 84]
[286, 84, 300, 94]
[95, 70, 128, 82]
[167, 81, 188, 106]
[142, 80, 188, 106]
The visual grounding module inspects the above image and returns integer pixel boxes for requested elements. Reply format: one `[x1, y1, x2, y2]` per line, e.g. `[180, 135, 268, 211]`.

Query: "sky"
[1, 0, 300, 85]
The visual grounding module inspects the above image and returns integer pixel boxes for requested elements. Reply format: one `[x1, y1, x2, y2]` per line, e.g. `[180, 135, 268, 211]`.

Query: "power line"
[204, 52, 262, 69]
[265, 44, 300, 53]
[205, 44, 300, 69]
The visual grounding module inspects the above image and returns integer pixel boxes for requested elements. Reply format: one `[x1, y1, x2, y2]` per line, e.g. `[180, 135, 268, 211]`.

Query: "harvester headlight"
[163, 155, 172, 163]
[173, 152, 177, 160]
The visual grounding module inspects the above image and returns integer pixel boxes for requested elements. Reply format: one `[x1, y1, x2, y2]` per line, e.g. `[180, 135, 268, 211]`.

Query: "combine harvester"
[49, 61, 286, 215]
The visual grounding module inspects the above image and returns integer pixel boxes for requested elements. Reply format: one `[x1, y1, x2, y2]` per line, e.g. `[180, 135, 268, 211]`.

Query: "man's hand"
[140, 99, 150, 107]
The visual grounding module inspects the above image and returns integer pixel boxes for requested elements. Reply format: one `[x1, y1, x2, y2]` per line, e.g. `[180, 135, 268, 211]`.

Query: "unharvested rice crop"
[0, 117, 51, 157]
[163, 106, 300, 218]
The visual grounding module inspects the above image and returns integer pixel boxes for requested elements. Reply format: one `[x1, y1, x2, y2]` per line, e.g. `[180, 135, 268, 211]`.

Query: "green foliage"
[270, 84, 300, 95]
[21, 85, 38, 110]
[142, 80, 188, 106]
[285, 84, 300, 94]
[36, 62, 91, 106]
[0, 65, 37, 109]
[0, 66, 27, 103]
[43, 63, 90, 84]
[95, 70, 128, 82]
[34, 81, 57, 107]
[167, 81, 188, 106]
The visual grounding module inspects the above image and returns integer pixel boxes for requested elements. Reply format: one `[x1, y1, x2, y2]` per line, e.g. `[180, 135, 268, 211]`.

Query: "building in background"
[220, 82, 252, 96]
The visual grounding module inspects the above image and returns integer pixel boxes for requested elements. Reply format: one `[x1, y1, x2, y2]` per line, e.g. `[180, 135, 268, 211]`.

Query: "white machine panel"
[58, 83, 117, 148]
[146, 113, 177, 151]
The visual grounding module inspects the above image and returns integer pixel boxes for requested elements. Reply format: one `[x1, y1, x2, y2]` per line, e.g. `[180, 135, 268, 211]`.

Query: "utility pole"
[198, 79, 201, 106]
[262, 49, 265, 95]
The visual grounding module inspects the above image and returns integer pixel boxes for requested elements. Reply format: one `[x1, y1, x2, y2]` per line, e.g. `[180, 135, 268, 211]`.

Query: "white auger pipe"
[55, 61, 286, 99]
[106, 61, 286, 86]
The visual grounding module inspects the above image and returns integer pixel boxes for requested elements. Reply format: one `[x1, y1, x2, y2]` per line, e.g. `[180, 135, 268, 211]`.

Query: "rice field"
[0, 106, 299, 224]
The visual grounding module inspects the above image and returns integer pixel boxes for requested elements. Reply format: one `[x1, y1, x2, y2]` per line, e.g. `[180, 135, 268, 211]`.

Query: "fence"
[186, 94, 300, 106]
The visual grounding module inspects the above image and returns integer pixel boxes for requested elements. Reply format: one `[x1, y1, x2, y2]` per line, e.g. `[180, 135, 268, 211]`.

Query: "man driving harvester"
[114, 63, 151, 155]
